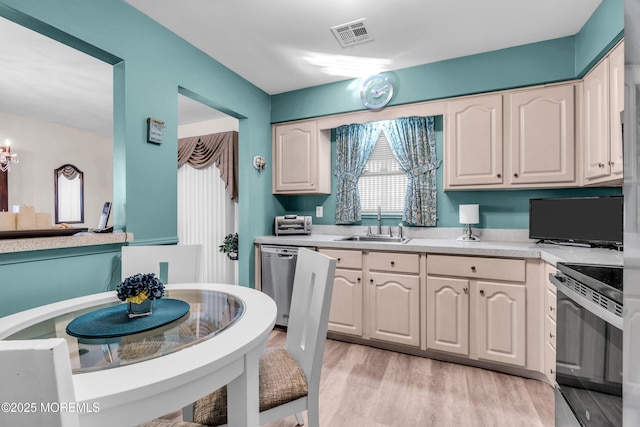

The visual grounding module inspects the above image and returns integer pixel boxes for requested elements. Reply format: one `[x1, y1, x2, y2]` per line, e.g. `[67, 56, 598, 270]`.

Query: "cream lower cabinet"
[427, 255, 527, 367]
[318, 249, 363, 336]
[543, 263, 557, 384]
[319, 249, 422, 348]
[367, 252, 421, 347]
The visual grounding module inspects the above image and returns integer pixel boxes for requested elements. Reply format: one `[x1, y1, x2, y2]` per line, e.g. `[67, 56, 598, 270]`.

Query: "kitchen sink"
[336, 235, 411, 244]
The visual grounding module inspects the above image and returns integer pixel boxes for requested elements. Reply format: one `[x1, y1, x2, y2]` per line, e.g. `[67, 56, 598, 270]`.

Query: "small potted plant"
[116, 273, 165, 318]
[219, 232, 239, 260]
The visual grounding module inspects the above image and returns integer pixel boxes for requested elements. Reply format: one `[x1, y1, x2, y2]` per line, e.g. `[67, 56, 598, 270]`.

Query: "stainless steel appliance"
[260, 245, 315, 327]
[274, 215, 312, 235]
[550, 262, 623, 427]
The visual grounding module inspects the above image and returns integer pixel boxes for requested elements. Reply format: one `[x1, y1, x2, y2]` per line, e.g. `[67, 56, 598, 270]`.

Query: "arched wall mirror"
[54, 164, 84, 224]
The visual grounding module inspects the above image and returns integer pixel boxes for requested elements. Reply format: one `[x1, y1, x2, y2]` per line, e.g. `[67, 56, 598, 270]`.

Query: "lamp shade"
[459, 204, 479, 225]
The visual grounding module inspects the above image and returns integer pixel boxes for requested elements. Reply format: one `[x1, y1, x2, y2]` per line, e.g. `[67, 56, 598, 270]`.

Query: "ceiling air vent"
[331, 19, 372, 48]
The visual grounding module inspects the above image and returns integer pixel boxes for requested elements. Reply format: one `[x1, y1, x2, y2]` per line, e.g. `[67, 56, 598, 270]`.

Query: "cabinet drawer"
[319, 249, 362, 269]
[546, 287, 557, 321]
[544, 340, 556, 383]
[545, 314, 556, 350]
[427, 255, 525, 282]
[368, 252, 420, 274]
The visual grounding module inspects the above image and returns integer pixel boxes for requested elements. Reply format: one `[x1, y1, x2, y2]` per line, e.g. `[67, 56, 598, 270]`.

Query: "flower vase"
[127, 298, 153, 318]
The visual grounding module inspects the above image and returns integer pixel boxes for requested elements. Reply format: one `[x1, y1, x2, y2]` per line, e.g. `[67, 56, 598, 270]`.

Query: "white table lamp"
[457, 204, 480, 241]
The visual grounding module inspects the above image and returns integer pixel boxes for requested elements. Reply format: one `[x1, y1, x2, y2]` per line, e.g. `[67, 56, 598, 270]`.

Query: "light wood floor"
[158, 329, 554, 427]
[263, 329, 554, 427]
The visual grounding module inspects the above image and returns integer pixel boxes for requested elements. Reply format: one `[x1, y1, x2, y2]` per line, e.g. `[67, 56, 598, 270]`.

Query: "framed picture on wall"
[147, 118, 165, 144]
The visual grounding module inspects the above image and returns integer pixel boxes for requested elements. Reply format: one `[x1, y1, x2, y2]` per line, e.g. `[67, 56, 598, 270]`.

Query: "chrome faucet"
[377, 205, 382, 235]
[398, 223, 403, 239]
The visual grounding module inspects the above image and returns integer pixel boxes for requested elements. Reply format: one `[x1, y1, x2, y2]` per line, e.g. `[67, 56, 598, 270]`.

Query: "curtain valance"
[178, 131, 238, 202]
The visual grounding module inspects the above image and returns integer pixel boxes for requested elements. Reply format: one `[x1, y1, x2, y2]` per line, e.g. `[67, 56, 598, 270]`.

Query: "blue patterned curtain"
[334, 123, 382, 224]
[382, 116, 440, 226]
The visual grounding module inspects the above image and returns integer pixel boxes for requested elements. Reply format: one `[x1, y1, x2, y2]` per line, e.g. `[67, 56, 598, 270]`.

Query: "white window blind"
[358, 132, 407, 214]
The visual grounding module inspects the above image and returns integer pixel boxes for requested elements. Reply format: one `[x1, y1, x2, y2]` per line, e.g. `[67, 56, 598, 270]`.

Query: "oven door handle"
[549, 273, 623, 331]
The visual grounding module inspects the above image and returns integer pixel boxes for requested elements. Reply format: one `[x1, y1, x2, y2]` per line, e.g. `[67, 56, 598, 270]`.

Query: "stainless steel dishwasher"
[261, 245, 313, 327]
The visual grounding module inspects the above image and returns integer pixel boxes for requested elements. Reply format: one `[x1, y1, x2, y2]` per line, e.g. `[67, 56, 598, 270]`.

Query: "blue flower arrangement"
[117, 273, 165, 304]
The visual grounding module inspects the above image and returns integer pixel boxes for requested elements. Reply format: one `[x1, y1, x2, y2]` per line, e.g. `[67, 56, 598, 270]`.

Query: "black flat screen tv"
[529, 196, 623, 248]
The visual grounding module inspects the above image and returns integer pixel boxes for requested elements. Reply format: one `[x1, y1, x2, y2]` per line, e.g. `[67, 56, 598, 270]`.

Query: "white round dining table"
[0, 283, 277, 427]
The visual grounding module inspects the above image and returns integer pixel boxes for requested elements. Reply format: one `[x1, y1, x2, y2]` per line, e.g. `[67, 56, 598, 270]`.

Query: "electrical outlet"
[316, 206, 323, 218]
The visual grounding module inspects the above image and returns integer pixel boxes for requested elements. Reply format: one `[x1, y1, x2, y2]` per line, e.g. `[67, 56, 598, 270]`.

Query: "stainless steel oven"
[550, 263, 623, 427]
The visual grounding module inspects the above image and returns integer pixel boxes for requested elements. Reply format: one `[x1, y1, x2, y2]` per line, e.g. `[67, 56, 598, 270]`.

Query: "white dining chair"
[191, 247, 336, 427]
[0, 338, 79, 427]
[121, 244, 202, 283]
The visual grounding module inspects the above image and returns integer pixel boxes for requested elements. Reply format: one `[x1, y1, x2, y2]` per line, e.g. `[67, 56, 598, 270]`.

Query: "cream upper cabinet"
[445, 94, 503, 188]
[609, 41, 625, 177]
[583, 40, 624, 185]
[272, 121, 331, 194]
[505, 84, 575, 185]
[445, 83, 578, 190]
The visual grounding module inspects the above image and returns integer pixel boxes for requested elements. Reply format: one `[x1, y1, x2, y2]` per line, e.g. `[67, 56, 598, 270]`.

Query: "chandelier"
[0, 139, 18, 172]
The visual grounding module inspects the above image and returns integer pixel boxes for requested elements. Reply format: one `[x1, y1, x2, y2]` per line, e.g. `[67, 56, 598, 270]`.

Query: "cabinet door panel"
[446, 95, 503, 187]
[476, 281, 526, 367]
[368, 272, 420, 346]
[609, 41, 624, 177]
[584, 59, 611, 180]
[508, 85, 575, 184]
[426, 276, 469, 356]
[328, 268, 363, 336]
[273, 122, 319, 193]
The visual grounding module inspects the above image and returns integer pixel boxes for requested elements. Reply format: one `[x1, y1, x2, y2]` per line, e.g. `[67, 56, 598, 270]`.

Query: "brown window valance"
[178, 131, 238, 202]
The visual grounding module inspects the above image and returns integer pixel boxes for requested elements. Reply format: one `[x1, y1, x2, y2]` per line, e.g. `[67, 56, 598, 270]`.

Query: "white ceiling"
[0, 0, 603, 137]
[127, 0, 602, 95]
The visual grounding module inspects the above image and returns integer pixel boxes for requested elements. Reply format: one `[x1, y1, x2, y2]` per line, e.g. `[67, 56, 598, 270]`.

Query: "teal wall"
[0, 0, 625, 317]
[0, 246, 123, 317]
[0, 0, 276, 316]
[271, 0, 624, 230]
[575, 0, 624, 76]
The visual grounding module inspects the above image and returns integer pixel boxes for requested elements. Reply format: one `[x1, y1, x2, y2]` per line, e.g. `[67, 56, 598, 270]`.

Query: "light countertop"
[254, 233, 623, 267]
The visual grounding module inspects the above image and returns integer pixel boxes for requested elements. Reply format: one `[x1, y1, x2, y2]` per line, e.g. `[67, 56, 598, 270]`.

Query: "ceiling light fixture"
[303, 52, 391, 78]
[0, 139, 18, 172]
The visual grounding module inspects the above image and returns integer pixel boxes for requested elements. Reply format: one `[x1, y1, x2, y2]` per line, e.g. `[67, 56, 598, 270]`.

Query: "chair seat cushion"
[193, 347, 308, 426]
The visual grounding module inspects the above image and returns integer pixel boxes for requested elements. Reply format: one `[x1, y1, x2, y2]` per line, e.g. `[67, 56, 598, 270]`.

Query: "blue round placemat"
[66, 298, 190, 339]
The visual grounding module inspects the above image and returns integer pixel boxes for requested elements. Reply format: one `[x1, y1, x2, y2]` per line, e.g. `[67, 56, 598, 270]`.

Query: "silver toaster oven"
[274, 215, 312, 235]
